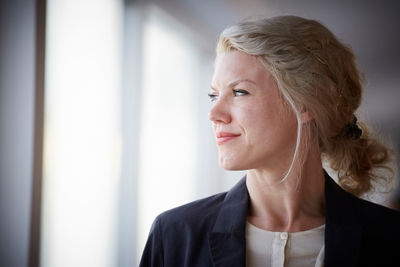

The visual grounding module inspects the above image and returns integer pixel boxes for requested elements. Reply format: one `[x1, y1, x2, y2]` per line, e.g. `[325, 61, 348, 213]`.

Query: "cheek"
[239, 103, 280, 132]
[244, 104, 297, 144]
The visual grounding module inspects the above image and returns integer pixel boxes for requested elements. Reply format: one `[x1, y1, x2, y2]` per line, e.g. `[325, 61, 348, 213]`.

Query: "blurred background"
[1, 0, 399, 266]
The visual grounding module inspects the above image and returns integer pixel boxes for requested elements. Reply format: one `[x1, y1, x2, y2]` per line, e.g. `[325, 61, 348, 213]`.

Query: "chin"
[219, 157, 248, 171]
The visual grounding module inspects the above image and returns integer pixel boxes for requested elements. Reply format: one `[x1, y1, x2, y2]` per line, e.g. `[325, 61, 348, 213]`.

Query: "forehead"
[212, 50, 273, 87]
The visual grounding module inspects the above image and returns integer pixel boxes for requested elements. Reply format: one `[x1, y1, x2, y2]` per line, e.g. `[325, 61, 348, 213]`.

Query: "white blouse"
[246, 222, 325, 267]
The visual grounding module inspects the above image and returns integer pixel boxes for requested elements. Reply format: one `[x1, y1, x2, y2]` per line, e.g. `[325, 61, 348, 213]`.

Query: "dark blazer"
[140, 172, 400, 266]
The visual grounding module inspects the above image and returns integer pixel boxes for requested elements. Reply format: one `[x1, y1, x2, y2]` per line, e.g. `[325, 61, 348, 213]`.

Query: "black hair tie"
[345, 116, 362, 140]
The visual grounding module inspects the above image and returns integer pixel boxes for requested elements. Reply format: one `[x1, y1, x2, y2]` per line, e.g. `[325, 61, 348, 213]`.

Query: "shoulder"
[326, 174, 400, 230]
[325, 177, 400, 265]
[348, 194, 400, 264]
[155, 191, 228, 232]
[139, 193, 229, 267]
[351, 194, 400, 231]
[140, 192, 228, 265]
[335, 186, 400, 248]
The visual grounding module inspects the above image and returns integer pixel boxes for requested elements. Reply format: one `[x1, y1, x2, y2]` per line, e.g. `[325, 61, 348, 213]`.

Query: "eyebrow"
[228, 79, 257, 87]
[210, 79, 256, 91]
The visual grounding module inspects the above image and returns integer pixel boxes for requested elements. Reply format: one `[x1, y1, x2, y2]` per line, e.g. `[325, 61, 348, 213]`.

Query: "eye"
[233, 89, 249, 97]
[208, 93, 219, 102]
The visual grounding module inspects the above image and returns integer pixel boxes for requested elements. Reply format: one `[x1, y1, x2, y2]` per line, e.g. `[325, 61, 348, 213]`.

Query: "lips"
[216, 132, 241, 145]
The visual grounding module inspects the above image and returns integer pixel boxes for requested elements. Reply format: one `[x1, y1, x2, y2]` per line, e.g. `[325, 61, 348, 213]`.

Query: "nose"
[208, 97, 232, 124]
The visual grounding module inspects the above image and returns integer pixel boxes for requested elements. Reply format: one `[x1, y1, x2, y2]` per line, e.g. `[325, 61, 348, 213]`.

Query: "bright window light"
[137, 8, 199, 259]
[40, 1, 123, 267]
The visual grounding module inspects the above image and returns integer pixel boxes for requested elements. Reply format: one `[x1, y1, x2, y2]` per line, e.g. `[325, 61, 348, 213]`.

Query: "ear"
[300, 111, 314, 124]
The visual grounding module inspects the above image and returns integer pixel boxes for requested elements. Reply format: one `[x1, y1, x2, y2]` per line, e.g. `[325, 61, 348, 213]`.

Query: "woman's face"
[209, 50, 298, 171]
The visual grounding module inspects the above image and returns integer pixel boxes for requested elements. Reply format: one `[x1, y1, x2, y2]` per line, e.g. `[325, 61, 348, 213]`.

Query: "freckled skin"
[209, 51, 298, 171]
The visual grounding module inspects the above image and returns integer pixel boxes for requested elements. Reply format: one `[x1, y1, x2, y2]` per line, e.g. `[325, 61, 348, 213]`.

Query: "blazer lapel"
[324, 172, 362, 267]
[208, 177, 248, 267]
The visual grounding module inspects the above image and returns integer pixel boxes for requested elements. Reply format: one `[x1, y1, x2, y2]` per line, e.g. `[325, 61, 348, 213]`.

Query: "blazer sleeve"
[139, 216, 164, 267]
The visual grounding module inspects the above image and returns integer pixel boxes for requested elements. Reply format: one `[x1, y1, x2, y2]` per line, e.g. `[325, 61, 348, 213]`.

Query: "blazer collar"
[208, 177, 248, 267]
[208, 172, 362, 267]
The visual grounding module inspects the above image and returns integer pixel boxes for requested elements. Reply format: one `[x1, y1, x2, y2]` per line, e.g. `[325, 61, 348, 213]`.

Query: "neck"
[246, 146, 325, 232]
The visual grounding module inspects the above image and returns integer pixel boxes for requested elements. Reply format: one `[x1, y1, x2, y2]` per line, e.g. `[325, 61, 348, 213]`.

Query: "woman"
[140, 16, 400, 267]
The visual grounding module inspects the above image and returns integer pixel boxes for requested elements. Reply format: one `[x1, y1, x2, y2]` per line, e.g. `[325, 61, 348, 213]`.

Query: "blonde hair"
[217, 15, 394, 196]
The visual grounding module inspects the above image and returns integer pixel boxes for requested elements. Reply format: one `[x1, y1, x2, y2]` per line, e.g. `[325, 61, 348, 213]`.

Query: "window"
[40, 1, 123, 266]
[137, 6, 201, 258]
